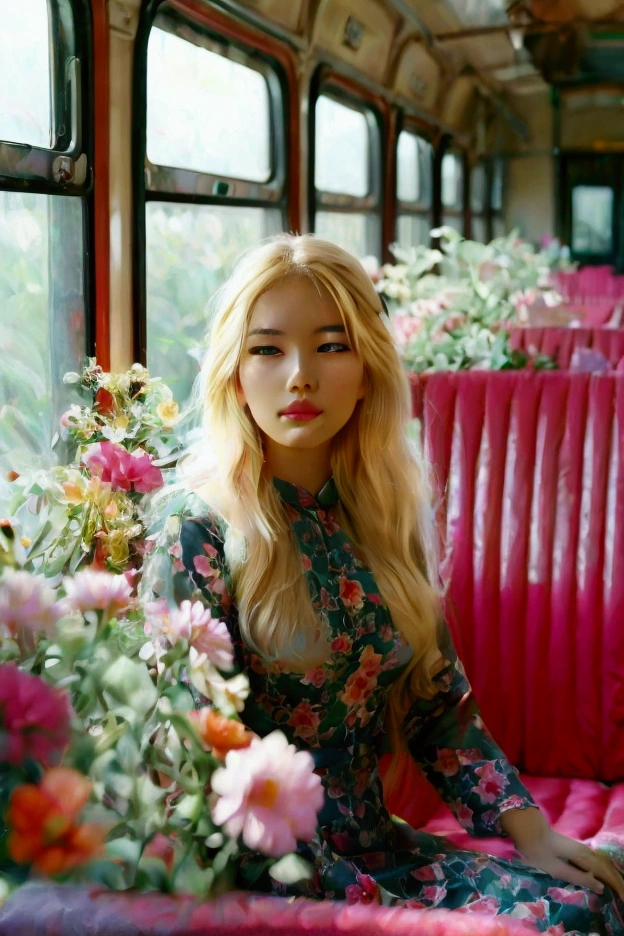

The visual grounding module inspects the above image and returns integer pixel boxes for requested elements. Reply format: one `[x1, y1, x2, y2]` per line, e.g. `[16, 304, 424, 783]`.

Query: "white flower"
[189, 651, 249, 715]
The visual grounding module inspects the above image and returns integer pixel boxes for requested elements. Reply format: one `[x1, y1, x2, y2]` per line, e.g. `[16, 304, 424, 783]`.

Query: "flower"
[0, 568, 63, 646]
[7, 767, 107, 875]
[189, 655, 249, 716]
[62, 569, 134, 616]
[82, 441, 164, 494]
[188, 707, 255, 759]
[171, 601, 234, 669]
[345, 872, 381, 905]
[210, 730, 324, 857]
[0, 664, 71, 766]
[286, 701, 321, 740]
[156, 399, 180, 428]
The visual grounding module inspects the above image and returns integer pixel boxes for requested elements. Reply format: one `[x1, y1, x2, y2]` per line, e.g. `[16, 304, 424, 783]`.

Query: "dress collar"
[272, 474, 339, 511]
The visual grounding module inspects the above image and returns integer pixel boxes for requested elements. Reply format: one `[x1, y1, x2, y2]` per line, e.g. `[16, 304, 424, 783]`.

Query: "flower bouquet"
[0, 364, 324, 906]
[378, 228, 570, 373]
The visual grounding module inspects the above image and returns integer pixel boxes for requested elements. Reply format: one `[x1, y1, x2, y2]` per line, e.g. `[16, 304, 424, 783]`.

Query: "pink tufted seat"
[509, 327, 624, 369]
[389, 371, 624, 863]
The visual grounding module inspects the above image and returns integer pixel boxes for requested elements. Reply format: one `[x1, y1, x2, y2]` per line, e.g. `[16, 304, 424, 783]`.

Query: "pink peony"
[62, 569, 134, 615]
[210, 730, 324, 857]
[82, 441, 163, 493]
[0, 569, 63, 647]
[0, 664, 71, 766]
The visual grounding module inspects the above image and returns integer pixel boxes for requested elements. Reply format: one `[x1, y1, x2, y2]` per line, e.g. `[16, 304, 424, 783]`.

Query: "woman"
[147, 234, 624, 933]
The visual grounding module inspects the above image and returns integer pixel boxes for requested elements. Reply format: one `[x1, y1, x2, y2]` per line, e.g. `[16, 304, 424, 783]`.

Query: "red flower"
[345, 873, 381, 905]
[7, 767, 107, 875]
[286, 701, 321, 740]
[94, 387, 116, 416]
[339, 576, 365, 611]
[0, 664, 71, 767]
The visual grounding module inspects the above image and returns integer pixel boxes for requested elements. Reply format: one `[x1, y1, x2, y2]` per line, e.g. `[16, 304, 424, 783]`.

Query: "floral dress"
[148, 475, 624, 935]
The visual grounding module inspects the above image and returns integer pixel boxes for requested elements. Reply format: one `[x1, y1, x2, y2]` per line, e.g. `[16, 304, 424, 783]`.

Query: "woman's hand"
[500, 806, 624, 900]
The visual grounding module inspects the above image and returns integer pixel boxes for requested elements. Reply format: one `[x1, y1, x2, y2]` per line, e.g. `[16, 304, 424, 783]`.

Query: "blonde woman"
[149, 234, 624, 932]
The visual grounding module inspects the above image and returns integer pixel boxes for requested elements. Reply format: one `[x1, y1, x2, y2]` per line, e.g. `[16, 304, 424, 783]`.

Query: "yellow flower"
[99, 529, 130, 567]
[112, 414, 129, 432]
[62, 481, 84, 504]
[20, 537, 31, 548]
[156, 399, 180, 428]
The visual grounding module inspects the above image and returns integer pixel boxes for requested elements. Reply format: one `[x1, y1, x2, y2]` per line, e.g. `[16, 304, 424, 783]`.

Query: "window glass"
[492, 159, 504, 211]
[441, 215, 464, 235]
[396, 214, 430, 250]
[147, 27, 271, 181]
[471, 162, 487, 213]
[492, 216, 506, 239]
[315, 97, 369, 197]
[0, 192, 86, 479]
[442, 153, 463, 209]
[572, 186, 614, 254]
[471, 215, 487, 243]
[314, 212, 377, 260]
[146, 203, 282, 404]
[397, 131, 421, 203]
[0, 0, 50, 147]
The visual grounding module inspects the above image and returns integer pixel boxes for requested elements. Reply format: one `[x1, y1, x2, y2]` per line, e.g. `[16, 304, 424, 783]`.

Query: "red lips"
[280, 400, 322, 416]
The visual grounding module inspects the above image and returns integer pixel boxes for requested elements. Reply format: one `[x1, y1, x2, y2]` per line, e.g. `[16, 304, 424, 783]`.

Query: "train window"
[395, 130, 433, 249]
[1, 0, 50, 148]
[491, 158, 505, 238]
[147, 28, 271, 182]
[571, 186, 614, 255]
[471, 161, 487, 242]
[142, 11, 287, 405]
[313, 93, 381, 259]
[0, 0, 91, 483]
[315, 96, 369, 197]
[441, 152, 465, 234]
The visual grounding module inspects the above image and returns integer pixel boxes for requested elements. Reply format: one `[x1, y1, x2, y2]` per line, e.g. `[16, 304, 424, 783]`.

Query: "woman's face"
[236, 275, 365, 467]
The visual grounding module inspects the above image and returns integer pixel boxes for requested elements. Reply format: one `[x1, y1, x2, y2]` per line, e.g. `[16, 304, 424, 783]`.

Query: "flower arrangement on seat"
[0, 361, 324, 907]
[377, 228, 573, 373]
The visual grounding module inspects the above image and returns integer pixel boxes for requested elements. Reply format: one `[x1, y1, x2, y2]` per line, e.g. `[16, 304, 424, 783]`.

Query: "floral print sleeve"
[403, 619, 536, 837]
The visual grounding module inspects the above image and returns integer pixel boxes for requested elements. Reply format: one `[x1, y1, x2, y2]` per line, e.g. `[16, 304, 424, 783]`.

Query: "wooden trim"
[169, 0, 301, 233]
[92, 0, 110, 369]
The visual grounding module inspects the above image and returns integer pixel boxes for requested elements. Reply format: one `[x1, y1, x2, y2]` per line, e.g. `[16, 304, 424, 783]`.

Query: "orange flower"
[189, 707, 255, 760]
[7, 767, 107, 875]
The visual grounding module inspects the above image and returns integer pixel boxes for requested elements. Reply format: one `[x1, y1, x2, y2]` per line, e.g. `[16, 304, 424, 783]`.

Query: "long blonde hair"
[181, 234, 441, 762]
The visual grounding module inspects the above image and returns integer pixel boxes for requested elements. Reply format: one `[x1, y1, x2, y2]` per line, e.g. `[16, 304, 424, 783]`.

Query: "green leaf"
[268, 853, 315, 885]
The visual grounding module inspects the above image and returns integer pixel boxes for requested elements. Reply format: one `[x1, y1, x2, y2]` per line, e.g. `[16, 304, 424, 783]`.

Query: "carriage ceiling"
[232, 0, 624, 134]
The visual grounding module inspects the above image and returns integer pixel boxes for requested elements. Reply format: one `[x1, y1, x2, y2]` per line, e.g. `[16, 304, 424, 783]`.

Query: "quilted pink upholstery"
[509, 327, 624, 369]
[0, 883, 534, 935]
[408, 370, 624, 781]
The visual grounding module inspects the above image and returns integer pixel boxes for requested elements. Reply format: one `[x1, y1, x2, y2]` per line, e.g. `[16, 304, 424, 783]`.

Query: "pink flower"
[62, 569, 134, 615]
[210, 730, 324, 858]
[456, 895, 501, 915]
[171, 600, 234, 670]
[82, 441, 163, 493]
[143, 598, 171, 640]
[345, 873, 381, 905]
[474, 762, 507, 804]
[0, 664, 71, 766]
[392, 314, 422, 350]
[0, 569, 63, 647]
[433, 748, 460, 777]
[546, 887, 587, 907]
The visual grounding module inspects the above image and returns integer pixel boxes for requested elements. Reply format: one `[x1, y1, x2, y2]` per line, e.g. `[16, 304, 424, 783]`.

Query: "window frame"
[394, 121, 434, 249]
[309, 70, 384, 258]
[133, 1, 292, 363]
[0, 0, 93, 199]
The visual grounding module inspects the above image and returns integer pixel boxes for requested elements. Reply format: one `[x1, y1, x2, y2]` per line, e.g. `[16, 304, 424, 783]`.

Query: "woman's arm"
[402, 618, 536, 838]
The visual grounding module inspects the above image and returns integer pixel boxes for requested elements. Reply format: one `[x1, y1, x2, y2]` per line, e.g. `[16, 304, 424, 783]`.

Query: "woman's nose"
[288, 353, 319, 393]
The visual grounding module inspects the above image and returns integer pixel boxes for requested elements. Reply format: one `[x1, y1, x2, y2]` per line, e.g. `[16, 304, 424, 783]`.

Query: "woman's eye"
[249, 346, 280, 355]
[318, 343, 350, 352]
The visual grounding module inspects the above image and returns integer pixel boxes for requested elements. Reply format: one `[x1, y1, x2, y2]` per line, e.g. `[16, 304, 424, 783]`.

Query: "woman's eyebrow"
[247, 324, 346, 336]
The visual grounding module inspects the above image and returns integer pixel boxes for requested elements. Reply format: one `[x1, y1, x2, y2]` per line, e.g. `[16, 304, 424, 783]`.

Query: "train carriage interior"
[2, 1, 624, 934]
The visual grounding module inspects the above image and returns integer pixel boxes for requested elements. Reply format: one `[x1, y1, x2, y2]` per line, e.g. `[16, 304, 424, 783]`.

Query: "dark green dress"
[147, 475, 624, 934]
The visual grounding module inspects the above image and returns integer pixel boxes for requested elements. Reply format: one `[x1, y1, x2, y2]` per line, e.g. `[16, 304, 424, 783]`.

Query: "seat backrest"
[509, 326, 624, 368]
[409, 371, 624, 782]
